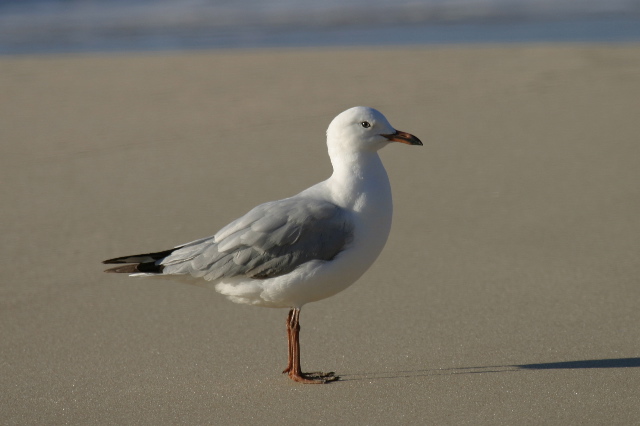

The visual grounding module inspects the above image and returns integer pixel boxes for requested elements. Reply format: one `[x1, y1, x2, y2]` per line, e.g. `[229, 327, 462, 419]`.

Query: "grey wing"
[161, 198, 354, 280]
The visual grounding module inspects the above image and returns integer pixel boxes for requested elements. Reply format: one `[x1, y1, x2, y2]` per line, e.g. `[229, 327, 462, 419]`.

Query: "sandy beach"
[1, 45, 640, 424]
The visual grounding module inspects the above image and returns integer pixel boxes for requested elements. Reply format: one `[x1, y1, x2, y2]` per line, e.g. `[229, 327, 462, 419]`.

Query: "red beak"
[381, 130, 423, 146]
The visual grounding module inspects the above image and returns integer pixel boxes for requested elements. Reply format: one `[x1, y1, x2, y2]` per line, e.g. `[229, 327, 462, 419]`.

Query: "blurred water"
[1, 0, 639, 54]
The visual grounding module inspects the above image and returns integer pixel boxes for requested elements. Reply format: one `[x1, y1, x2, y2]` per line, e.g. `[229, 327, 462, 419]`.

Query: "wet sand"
[1, 45, 639, 424]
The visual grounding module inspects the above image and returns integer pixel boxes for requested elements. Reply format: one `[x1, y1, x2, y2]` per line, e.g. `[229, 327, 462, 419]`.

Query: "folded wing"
[104, 198, 354, 281]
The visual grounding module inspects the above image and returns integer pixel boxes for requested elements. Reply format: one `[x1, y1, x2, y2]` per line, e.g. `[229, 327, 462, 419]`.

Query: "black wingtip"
[102, 248, 177, 274]
[103, 262, 164, 274]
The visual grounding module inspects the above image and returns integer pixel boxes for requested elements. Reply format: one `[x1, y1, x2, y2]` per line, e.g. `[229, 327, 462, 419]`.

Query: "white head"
[326, 106, 422, 155]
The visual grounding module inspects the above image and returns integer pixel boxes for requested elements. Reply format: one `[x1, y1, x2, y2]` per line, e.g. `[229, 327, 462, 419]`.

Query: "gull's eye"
[360, 121, 371, 128]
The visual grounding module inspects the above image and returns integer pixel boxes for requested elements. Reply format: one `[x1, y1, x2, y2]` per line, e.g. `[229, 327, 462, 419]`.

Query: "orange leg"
[282, 308, 339, 384]
[282, 309, 294, 374]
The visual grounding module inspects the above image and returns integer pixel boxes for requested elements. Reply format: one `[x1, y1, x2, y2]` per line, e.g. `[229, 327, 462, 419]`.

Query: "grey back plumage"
[161, 198, 354, 280]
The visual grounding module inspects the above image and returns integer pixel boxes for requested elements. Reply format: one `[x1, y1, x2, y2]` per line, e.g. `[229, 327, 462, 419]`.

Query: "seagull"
[103, 106, 422, 384]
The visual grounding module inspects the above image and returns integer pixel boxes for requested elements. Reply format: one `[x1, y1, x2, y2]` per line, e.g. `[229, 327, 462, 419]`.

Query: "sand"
[1, 45, 639, 424]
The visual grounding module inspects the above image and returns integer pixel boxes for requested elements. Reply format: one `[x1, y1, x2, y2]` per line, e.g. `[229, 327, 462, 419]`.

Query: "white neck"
[326, 148, 392, 213]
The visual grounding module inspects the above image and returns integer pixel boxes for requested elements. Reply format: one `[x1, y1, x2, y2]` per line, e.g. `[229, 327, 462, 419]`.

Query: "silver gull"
[103, 106, 422, 384]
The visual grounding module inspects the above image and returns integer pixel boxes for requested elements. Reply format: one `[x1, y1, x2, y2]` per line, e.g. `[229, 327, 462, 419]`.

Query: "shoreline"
[2, 16, 640, 56]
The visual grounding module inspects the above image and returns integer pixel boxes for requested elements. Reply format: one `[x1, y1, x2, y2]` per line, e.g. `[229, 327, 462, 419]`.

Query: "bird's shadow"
[337, 357, 640, 382]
